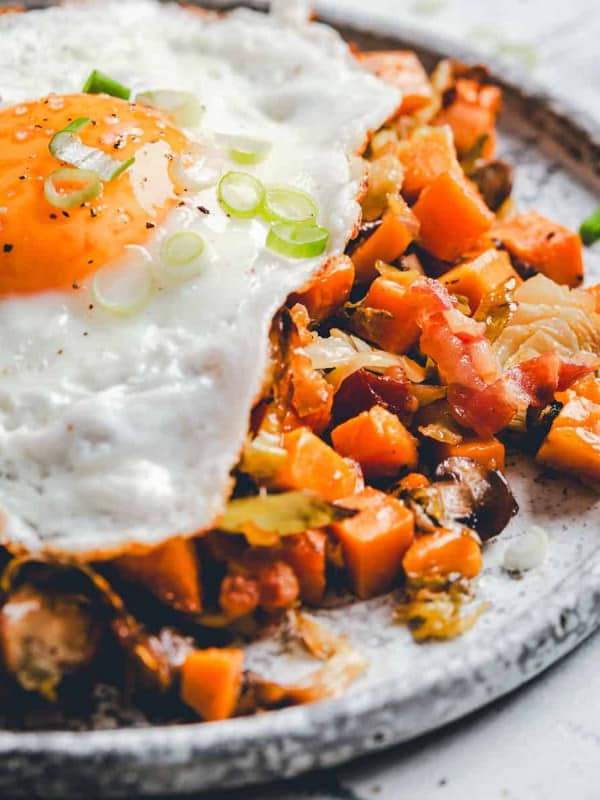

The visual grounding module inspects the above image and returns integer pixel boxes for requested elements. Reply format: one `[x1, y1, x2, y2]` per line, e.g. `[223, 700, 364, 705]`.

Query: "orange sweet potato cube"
[494, 211, 583, 288]
[271, 427, 362, 501]
[331, 487, 415, 599]
[331, 405, 418, 479]
[433, 436, 505, 470]
[290, 255, 355, 322]
[440, 248, 520, 311]
[352, 196, 419, 284]
[359, 276, 420, 354]
[413, 171, 495, 262]
[180, 648, 244, 722]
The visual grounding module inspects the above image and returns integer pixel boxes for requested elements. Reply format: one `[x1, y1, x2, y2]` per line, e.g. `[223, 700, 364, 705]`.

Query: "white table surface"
[214, 3, 600, 799]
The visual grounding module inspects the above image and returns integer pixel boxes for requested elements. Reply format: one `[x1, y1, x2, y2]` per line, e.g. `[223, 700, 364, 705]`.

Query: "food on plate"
[0, 0, 598, 726]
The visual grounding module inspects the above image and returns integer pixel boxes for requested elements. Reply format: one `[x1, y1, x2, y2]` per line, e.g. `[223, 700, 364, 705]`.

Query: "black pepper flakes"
[145, 222, 155, 229]
[62, 211, 70, 218]
[90, 208, 97, 218]
[3, 244, 13, 253]
[197, 206, 210, 215]
[49, 213, 57, 220]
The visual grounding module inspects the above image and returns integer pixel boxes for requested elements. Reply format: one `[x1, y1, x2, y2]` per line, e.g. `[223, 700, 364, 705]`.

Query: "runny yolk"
[0, 93, 188, 296]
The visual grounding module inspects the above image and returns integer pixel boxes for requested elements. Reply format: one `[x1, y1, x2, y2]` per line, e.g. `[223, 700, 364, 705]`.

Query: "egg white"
[0, 0, 400, 558]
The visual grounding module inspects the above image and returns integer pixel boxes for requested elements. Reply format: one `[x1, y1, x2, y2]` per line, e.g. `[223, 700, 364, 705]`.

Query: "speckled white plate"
[2, 3, 600, 797]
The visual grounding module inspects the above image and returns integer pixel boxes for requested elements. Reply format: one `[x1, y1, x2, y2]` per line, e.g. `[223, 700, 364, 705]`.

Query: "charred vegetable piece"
[116, 537, 202, 615]
[468, 160, 513, 212]
[218, 491, 356, 539]
[332, 367, 417, 427]
[525, 402, 564, 455]
[0, 584, 101, 699]
[494, 211, 584, 288]
[433, 456, 518, 540]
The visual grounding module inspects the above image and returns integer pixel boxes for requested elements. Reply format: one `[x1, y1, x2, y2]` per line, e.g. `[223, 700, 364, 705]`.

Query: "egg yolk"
[0, 93, 188, 296]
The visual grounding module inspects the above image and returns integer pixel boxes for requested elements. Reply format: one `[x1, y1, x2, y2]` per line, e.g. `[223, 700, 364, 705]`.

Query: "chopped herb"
[82, 70, 131, 100]
[580, 205, 600, 246]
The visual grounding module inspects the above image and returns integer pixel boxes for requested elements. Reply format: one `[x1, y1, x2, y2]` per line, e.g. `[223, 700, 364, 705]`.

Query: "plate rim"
[2, 4, 600, 796]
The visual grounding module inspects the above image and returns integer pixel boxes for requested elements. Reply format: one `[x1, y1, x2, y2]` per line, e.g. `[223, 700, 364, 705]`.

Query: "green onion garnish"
[219, 134, 272, 166]
[161, 231, 206, 280]
[49, 118, 134, 182]
[82, 69, 131, 100]
[136, 90, 205, 128]
[263, 185, 318, 225]
[267, 222, 329, 259]
[218, 171, 265, 219]
[580, 205, 600, 246]
[92, 260, 154, 316]
[44, 167, 102, 210]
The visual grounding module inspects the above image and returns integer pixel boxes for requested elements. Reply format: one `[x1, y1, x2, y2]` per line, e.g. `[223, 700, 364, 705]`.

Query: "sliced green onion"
[49, 118, 134, 182]
[263, 185, 318, 225]
[218, 171, 265, 218]
[580, 205, 600, 246]
[82, 69, 131, 100]
[171, 149, 223, 191]
[160, 231, 206, 286]
[92, 260, 154, 317]
[219, 133, 272, 165]
[44, 167, 102, 210]
[136, 90, 205, 128]
[267, 222, 329, 259]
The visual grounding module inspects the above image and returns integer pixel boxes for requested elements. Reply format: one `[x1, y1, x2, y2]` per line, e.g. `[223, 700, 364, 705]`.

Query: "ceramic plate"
[2, 3, 600, 797]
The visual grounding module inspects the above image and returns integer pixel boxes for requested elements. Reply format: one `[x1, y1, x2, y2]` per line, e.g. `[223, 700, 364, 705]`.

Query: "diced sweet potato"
[537, 378, 600, 481]
[433, 78, 501, 157]
[352, 196, 419, 283]
[494, 211, 584, 287]
[331, 487, 415, 599]
[356, 50, 434, 116]
[440, 249, 520, 311]
[402, 528, 482, 580]
[331, 405, 418, 479]
[271, 427, 362, 501]
[397, 127, 461, 202]
[358, 276, 420, 353]
[281, 530, 327, 605]
[180, 648, 244, 722]
[413, 171, 495, 262]
[116, 538, 202, 614]
[289, 255, 355, 322]
[433, 436, 505, 470]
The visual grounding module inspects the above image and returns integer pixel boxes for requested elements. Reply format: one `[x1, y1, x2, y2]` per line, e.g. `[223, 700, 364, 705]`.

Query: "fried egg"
[0, 0, 400, 558]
